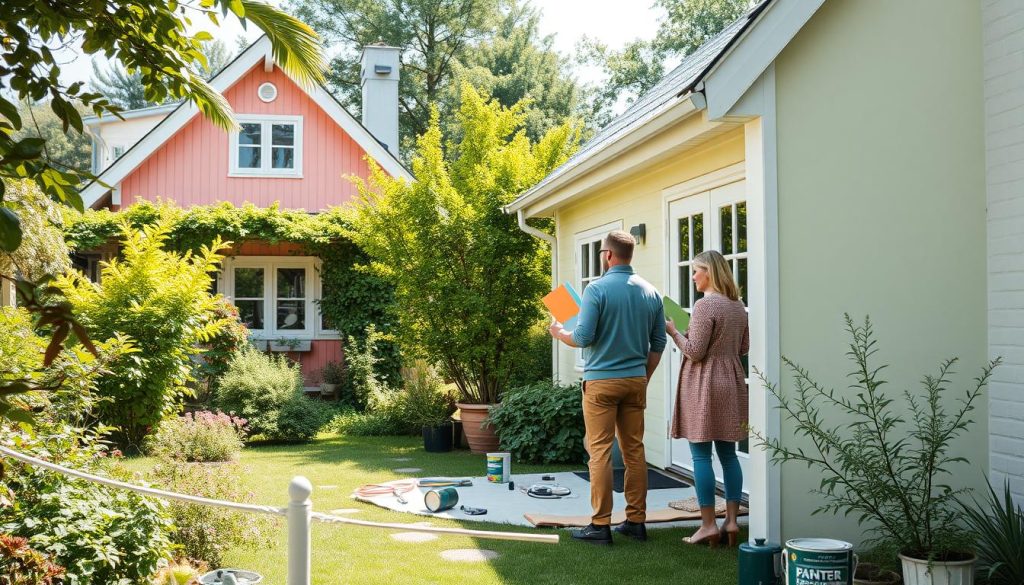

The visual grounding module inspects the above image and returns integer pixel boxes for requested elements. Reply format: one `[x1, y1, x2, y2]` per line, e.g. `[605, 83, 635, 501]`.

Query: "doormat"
[573, 468, 689, 493]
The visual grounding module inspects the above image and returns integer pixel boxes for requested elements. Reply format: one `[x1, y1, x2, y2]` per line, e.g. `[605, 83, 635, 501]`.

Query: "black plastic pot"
[422, 421, 454, 453]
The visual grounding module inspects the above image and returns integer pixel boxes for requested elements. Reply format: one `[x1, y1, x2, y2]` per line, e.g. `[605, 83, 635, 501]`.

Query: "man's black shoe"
[613, 520, 648, 542]
[571, 523, 612, 545]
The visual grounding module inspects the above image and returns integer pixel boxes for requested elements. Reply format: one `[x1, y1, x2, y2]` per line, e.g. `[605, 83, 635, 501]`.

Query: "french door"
[667, 179, 750, 490]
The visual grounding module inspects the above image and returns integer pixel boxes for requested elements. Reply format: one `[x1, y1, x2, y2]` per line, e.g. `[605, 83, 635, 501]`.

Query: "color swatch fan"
[542, 283, 582, 323]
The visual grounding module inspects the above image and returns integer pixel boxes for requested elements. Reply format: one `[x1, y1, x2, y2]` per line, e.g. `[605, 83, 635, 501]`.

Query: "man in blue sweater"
[549, 229, 667, 545]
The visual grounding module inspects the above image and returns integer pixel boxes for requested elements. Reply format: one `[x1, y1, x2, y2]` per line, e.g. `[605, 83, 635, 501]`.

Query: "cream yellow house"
[506, 0, 1020, 545]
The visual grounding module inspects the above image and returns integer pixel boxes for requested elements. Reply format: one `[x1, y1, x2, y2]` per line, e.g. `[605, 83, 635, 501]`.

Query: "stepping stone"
[440, 549, 499, 562]
[391, 532, 438, 543]
[393, 467, 423, 473]
[318, 485, 338, 490]
[328, 508, 361, 515]
[392, 457, 413, 462]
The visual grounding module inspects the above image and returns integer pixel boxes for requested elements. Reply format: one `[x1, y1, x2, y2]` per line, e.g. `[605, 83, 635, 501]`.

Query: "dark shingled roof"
[508, 0, 771, 210]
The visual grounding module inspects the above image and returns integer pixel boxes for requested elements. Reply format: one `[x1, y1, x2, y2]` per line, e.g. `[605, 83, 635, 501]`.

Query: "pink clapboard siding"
[120, 63, 373, 210]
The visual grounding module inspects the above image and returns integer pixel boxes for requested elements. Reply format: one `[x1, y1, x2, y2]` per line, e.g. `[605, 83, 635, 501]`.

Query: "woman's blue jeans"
[688, 440, 743, 507]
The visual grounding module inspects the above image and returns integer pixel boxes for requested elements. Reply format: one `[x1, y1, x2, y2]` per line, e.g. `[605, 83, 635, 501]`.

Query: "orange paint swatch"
[542, 284, 580, 323]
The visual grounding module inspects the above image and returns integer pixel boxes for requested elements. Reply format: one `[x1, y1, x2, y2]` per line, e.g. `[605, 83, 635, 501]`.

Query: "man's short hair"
[604, 230, 635, 262]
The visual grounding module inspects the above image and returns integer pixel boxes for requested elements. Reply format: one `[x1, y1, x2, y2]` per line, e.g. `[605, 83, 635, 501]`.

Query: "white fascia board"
[82, 36, 411, 208]
[703, 0, 824, 120]
[504, 94, 704, 217]
[82, 103, 181, 127]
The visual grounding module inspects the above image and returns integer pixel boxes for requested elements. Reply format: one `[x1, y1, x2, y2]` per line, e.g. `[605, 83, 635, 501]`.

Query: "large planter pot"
[422, 422, 454, 453]
[855, 563, 901, 585]
[899, 553, 975, 585]
[456, 403, 500, 454]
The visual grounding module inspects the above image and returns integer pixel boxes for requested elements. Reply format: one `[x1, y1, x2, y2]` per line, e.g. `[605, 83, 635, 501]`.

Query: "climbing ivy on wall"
[65, 200, 401, 384]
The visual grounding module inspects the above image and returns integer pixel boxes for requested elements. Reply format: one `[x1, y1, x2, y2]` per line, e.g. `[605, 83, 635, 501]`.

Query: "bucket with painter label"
[486, 452, 511, 483]
[783, 538, 856, 585]
[424, 487, 459, 512]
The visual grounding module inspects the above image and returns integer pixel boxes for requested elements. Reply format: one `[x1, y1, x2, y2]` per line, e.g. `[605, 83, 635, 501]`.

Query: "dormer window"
[229, 114, 303, 178]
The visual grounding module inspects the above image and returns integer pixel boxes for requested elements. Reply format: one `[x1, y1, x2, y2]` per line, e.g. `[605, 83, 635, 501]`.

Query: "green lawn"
[126, 434, 742, 585]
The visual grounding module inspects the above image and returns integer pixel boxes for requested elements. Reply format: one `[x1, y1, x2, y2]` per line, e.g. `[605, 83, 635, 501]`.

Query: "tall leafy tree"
[12, 101, 93, 174]
[290, 0, 500, 150]
[580, 0, 750, 115]
[346, 85, 580, 404]
[290, 0, 584, 152]
[450, 1, 582, 142]
[90, 40, 237, 110]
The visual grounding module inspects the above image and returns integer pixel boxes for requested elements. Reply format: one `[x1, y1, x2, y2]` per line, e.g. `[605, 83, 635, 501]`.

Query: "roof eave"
[504, 92, 706, 217]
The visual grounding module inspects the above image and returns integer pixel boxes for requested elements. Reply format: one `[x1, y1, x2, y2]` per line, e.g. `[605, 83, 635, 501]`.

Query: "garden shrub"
[57, 220, 229, 448]
[193, 297, 251, 404]
[0, 534, 66, 585]
[215, 347, 330, 441]
[402, 363, 455, 428]
[215, 346, 301, 438]
[341, 325, 389, 410]
[333, 367, 455, 436]
[149, 459, 272, 567]
[487, 381, 586, 464]
[0, 306, 172, 584]
[146, 411, 247, 462]
[275, 393, 330, 442]
[1, 429, 173, 584]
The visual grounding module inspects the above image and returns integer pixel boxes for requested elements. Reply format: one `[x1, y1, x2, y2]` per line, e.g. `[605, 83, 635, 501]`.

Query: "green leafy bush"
[215, 346, 301, 437]
[487, 381, 585, 464]
[402, 364, 455, 428]
[215, 347, 329, 441]
[149, 459, 272, 567]
[1, 430, 173, 585]
[275, 394, 330, 442]
[959, 479, 1024, 585]
[146, 411, 247, 462]
[0, 534, 65, 585]
[342, 325, 389, 410]
[193, 298, 251, 404]
[752, 315, 999, 561]
[58, 220, 228, 448]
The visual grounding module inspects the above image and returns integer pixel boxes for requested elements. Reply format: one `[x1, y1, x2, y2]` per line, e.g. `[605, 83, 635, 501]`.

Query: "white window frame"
[223, 256, 331, 339]
[228, 114, 303, 178]
[314, 258, 340, 339]
[572, 220, 622, 370]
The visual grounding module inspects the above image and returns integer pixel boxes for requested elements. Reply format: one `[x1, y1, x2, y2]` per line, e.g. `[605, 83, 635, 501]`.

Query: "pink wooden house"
[81, 37, 412, 387]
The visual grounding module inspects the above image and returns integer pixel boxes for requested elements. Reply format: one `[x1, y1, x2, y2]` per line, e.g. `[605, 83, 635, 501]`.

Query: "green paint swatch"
[662, 295, 690, 330]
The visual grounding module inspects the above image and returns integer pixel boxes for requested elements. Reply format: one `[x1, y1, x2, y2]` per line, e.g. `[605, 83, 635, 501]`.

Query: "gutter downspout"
[516, 209, 560, 383]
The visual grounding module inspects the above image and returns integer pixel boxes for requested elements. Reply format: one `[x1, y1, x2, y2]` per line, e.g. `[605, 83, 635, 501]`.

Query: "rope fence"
[0, 444, 559, 584]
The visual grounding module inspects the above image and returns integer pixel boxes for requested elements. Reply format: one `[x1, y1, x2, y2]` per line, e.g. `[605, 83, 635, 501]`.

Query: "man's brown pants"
[582, 376, 647, 526]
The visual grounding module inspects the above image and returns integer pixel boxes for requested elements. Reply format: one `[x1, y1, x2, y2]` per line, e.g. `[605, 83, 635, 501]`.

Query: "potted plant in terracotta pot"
[752, 315, 1000, 585]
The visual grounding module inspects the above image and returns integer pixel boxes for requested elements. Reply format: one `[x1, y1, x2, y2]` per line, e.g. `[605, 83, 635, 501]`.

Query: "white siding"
[88, 114, 168, 173]
[983, 0, 1024, 503]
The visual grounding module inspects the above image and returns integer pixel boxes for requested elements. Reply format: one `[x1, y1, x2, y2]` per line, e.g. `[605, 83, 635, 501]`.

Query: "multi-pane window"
[230, 116, 302, 177]
[719, 201, 748, 305]
[676, 213, 705, 310]
[234, 267, 265, 330]
[276, 268, 306, 330]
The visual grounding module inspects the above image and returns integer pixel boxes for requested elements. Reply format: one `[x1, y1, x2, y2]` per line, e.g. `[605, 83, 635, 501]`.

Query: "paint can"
[486, 452, 511, 483]
[424, 487, 459, 512]
[783, 538, 856, 585]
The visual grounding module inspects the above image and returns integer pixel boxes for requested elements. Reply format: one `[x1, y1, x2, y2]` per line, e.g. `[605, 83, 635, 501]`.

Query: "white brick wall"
[984, 0, 1024, 503]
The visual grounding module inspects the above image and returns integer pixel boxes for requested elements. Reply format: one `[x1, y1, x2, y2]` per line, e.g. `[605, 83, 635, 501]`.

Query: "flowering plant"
[147, 410, 247, 462]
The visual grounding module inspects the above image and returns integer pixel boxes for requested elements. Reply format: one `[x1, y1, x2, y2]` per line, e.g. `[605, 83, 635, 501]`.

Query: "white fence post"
[288, 476, 313, 585]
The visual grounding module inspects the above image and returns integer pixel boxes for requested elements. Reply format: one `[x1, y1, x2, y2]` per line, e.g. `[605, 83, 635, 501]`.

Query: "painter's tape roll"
[486, 452, 510, 483]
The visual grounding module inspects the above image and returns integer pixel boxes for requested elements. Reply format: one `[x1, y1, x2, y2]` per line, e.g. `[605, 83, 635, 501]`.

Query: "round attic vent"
[257, 82, 278, 103]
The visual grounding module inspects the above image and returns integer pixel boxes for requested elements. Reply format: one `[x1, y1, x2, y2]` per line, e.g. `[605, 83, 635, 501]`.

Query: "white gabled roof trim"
[81, 36, 412, 209]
